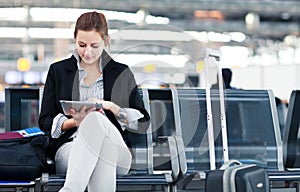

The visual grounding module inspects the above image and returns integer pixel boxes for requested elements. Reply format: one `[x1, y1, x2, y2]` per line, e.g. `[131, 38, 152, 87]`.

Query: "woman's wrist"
[106, 101, 120, 115]
[62, 118, 78, 131]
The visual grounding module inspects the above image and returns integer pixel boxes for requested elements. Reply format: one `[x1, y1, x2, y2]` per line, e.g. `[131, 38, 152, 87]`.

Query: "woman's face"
[75, 30, 106, 65]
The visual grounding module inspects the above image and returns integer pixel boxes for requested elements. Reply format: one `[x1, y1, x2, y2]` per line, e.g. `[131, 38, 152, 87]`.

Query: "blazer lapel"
[64, 56, 80, 101]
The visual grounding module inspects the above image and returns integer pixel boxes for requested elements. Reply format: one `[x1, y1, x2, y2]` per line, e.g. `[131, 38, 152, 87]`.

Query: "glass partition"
[176, 89, 211, 172]
[20, 98, 39, 129]
[5, 87, 40, 132]
[176, 88, 283, 172]
[148, 89, 176, 172]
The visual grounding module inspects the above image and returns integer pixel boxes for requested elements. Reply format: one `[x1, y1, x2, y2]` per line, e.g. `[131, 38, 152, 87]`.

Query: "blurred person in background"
[211, 68, 239, 90]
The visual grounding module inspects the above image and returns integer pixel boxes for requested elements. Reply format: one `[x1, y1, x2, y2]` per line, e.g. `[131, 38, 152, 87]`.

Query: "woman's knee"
[83, 111, 106, 124]
[79, 111, 108, 134]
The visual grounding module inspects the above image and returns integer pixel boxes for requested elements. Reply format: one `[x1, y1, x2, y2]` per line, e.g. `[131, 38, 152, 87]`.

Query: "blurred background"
[0, 0, 300, 130]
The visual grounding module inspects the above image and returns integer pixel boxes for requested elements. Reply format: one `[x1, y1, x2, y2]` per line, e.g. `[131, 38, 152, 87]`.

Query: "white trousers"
[56, 111, 132, 192]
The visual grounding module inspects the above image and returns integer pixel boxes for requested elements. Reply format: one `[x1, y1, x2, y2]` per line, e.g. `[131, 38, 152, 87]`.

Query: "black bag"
[205, 160, 269, 192]
[0, 135, 49, 181]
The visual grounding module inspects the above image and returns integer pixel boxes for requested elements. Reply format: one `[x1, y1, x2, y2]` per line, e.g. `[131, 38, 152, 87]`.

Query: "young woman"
[39, 11, 150, 192]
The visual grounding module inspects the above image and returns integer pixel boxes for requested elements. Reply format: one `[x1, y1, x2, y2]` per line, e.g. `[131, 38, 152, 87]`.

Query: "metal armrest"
[156, 135, 180, 180]
[166, 136, 180, 180]
[174, 135, 187, 176]
[172, 135, 206, 190]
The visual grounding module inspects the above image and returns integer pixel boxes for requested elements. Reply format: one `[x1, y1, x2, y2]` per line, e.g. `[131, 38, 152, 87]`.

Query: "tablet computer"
[60, 100, 103, 115]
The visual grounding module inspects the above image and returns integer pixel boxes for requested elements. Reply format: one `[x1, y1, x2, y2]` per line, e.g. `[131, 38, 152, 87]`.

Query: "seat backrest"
[175, 88, 211, 173]
[147, 89, 180, 174]
[130, 88, 181, 178]
[175, 88, 284, 173]
[283, 90, 300, 170]
[219, 89, 283, 171]
[5, 87, 40, 132]
[127, 88, 153, 174]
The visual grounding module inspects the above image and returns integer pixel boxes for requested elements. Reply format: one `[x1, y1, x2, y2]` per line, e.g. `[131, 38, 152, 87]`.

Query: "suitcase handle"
[220, 159, 242, 170]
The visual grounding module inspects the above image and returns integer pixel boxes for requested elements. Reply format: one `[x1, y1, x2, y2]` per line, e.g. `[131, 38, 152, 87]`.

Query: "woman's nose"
[85, 46, 92, 54]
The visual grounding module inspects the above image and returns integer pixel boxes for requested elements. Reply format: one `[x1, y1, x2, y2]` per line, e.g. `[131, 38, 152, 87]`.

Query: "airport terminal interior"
[0, 0, 299, 128]
[0, 0, 300, 191]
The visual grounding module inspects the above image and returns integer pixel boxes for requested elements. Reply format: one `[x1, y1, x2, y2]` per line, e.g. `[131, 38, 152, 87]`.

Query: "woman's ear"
[104, 35, 111, 52]
[104, 35, 110, 46]
[74, 38, 77, 45]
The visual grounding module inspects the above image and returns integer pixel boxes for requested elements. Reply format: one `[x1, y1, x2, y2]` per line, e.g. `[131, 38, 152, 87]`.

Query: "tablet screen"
[60, 100, 102, 115]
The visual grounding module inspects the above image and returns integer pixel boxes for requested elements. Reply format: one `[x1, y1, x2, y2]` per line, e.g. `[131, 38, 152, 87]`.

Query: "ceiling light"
[245, 12, 260, 30]
[145, 15, 169, 25]
[0, 27, 27, 38]
[112, 54, 188, 68]
[230, 32, 246, 42]
[220, 46, 249, 67]
[194, 10, 224, 20]
[136, 9, 147, 24]
[281, 12, 290, 20]
[208, 32, 230, 42]
[0, 8, 27, 21]
[114, 30, 193, 41]
[29, 7, 169, 24]
[30, 7, 87, 22]
[28, 28, 73, 39]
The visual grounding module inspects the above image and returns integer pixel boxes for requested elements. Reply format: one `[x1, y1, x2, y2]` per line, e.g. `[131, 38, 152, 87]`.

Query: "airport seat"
[283, 90, 300, 170]
[36, 88, 183, 192]
[267, 90, 300, 191]
[172, 88, 295, 190]
[276, 101, 288, 139]
[257, 90, 300, 190]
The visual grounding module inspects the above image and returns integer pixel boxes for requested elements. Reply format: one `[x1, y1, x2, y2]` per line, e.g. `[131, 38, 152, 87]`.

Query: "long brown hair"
[74, 11, 110, 46]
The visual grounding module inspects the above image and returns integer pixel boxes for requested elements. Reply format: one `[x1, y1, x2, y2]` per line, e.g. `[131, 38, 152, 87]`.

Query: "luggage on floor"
[205, 160, 269, 192]
[0, 128, 49, 181]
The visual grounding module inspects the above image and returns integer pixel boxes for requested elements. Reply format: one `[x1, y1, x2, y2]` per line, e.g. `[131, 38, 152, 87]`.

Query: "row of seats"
[1, 88, 300, 191]
[37, 89, 182, 192]
[174, 88, 300, 191]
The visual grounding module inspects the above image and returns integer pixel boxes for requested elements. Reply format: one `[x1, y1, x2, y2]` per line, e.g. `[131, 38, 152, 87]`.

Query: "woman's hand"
[70, 106, 96, 126]
[87, 98, 120, 116]
[61, 105, 95, 131]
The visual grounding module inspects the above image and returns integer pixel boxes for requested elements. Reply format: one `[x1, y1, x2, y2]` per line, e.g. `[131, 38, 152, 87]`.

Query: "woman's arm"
[39, 64, 59, 134]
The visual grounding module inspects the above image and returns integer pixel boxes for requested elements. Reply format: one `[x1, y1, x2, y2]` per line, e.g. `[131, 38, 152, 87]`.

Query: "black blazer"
[38, 51, 150, 159]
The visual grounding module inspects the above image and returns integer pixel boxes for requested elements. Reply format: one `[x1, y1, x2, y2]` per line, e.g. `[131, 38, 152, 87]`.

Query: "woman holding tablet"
[38, 11, 150, 192]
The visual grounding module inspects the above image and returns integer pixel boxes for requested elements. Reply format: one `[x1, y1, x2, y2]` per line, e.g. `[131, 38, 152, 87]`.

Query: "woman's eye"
[79, 44, 86, 47]
[92, 45, 99, 49]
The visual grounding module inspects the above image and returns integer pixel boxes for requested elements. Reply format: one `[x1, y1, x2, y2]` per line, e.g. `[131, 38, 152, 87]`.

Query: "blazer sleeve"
[105, 62, 150, 134]
[127, 68, 150, 134]
[38, 64, 60, 135]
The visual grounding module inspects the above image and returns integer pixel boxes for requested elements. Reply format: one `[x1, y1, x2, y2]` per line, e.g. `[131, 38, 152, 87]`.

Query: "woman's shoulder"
[106, 58, 130, 73]
[103, 51, 127, 68]
[112, 60, 128, 69]
[50, 56, 77, 70]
